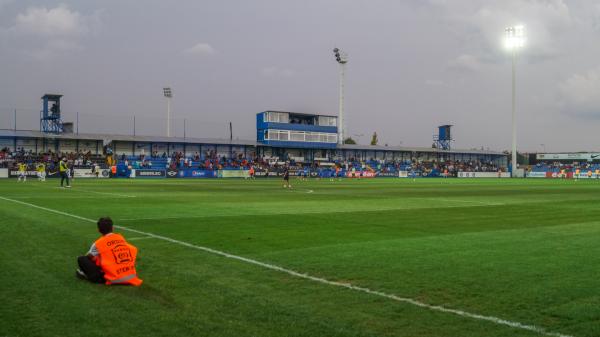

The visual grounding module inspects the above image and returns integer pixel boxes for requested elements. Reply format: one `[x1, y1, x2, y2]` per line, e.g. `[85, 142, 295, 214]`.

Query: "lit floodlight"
[503, 25, 525, 178]
[505, 25, 525, 50]
[163, 87, 172, 98]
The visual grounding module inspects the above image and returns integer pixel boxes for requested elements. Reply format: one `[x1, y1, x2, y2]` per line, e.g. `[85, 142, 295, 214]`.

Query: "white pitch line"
[116, 203, 499, 222]
[127, 236, 156, 241]
[0, 195, 574, 337]
[416, 197, 504, 206]
[58, 188, 137, 198]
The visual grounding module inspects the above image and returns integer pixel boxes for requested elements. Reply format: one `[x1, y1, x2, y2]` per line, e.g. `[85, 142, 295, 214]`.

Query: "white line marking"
[0, 195, 574, 337]
[127, 236, 156, 241]
[56, 187, 136, 198]
[416, 197, 503, 206]
[116, 203, 498, 221]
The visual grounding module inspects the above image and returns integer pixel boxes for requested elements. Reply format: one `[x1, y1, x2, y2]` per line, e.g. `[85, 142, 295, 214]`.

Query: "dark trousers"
[77, 256, 105, 283]
[60, 172, 70, 186]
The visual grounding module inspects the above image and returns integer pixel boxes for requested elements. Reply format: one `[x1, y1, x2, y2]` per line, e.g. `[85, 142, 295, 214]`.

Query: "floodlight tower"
[504, 25, 525, 177]
[163, 87, 173, 137]
[333, 48, 348, 145]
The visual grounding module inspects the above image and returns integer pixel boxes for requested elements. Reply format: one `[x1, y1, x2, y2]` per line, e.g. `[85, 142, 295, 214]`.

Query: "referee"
[59, 157, 71, 188]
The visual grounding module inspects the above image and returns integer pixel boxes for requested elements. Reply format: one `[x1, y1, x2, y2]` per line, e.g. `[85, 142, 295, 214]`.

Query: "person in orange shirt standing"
[76, 217, 143, 286]
[248, 166, 255, 180]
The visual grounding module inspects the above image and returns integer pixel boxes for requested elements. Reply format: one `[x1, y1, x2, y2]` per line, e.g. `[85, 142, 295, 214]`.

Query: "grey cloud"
[184, 43, 216, 56]
[559, 67, 600, 119]
[2, 3, 101, 59]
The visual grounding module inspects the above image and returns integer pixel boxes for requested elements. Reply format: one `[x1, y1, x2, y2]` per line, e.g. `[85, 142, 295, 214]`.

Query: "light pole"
[333, 48, 348, 145]
[163, 87, 173, 137]
[504, 25, 525, 177]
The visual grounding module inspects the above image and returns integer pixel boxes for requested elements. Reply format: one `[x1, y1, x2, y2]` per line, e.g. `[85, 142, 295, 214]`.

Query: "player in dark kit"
[283, 167, 291, 189]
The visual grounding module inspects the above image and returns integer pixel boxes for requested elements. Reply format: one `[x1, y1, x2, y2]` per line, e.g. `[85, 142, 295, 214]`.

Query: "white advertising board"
[536, 153, 600, 161]
[74, 168, 109, 178]
[458, 172, 510, 178]
[0, 168, 7, 178]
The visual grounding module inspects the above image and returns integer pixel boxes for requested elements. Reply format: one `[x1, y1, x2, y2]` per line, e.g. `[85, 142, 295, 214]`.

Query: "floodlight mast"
[333, 48, 348, 145]
[163, 87, 173, 137]
[504, 25, 525, 177]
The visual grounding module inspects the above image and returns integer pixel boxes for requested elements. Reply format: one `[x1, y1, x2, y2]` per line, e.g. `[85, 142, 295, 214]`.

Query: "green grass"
[1, 177, 599, 337]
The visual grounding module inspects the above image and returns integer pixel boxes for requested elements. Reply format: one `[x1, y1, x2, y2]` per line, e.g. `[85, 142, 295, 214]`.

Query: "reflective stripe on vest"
[111, 273, 137, 284]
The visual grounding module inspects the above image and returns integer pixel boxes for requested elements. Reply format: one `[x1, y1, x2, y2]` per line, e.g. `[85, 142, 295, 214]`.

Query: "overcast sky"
[1, 0, 600, 152]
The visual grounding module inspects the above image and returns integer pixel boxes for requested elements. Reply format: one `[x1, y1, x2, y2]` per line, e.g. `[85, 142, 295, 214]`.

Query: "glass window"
[291, 132, 304, 142]
[266, 112, 289, 123]
[318, 116, 337, 126]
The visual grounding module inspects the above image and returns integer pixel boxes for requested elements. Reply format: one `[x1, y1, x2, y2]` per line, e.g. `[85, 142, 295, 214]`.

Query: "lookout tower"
[433, 124, 453, 150]
[40, 94, 64, 133]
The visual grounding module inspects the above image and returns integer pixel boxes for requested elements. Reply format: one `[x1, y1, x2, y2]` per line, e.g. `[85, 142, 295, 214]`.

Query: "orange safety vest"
[93, 233, 143, 286]
[111, 166, 117, 174]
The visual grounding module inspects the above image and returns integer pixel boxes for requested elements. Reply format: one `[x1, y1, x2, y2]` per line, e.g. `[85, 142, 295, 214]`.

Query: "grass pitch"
[1, 178, 599, 337]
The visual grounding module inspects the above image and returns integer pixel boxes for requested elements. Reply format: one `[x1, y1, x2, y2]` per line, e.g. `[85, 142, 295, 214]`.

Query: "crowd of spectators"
[0, 147, 102, 169]
[1, 146, 505, 176]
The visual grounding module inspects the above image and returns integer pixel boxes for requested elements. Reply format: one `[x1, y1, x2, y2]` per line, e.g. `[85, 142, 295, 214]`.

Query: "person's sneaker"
[76, 268, 87, 280]
[65, 185, 71, 188]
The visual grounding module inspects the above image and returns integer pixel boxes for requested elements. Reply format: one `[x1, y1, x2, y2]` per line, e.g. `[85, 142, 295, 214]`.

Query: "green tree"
[370, 132, 378, 146]
[343, 137, 356, 145]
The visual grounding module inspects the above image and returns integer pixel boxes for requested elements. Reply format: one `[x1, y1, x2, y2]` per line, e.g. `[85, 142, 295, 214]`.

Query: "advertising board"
[219, 170, 250, 178]
[457, 172, 510, 178]
[346, 171, 376, 178]
[135, 169, 166, 178]
[9, 170, 40, 178]
[0, 168, 7, 178]
[176, 169, 217, 178]
[536, 153, 600, 161]
[74, 168, 109, 178]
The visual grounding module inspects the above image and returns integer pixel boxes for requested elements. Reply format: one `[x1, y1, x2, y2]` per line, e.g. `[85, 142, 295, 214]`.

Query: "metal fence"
[0, 108, 252, 140]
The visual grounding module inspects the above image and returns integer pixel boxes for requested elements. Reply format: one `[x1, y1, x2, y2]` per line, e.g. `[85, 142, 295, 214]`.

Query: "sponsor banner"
[219, 170, 250, 178]
[177, 169, 217, 178]
[378, 172, 397, 177]
[546, 172, 573, 179]
[74, 168, 109, 178]
[135, 169, 166, 178]
[573, 173, 599, 179]
[166, 168, 178, 178]
[526, 172, 547, 178]
[398, 171, 408, 178]
[9, 170, 40, 178]
[0, 168, 7, 178]
[346, 171, 376, 178]
[537, 153, 600, 161]
[458, 172, 510, 178]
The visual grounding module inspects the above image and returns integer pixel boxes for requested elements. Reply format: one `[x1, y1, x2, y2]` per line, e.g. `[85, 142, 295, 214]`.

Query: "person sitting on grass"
[76, 217, 143, 286]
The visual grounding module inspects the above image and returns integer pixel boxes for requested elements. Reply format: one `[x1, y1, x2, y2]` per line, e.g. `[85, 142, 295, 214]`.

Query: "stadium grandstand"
[0, 110, 506, 179]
